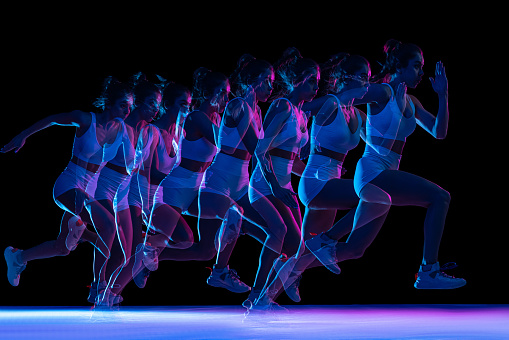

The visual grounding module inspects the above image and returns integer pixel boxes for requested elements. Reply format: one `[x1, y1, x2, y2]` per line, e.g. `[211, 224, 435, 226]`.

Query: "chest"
[94, 124, 112, 147]
[341, 107, 359, 134]
[402, 97, 414, 119]
[160, 129, 176, 156]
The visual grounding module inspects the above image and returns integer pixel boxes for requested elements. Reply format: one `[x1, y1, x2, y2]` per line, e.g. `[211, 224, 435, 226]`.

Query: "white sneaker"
[94, 288, 112, 308]
[207, 265, 251, 293]
[133, 266, 151, 289]
[134, 243, 159, 272]
[242, 290, 261, 309]
[65, 215, 85, 251]
[111, 292, 123, 306]
[87, 281, 107, 304]
[414, 262, 466, 289]
[252, 294, 288, 313]
[285, 273, 302, 303]
[272, 255, 299, 299]
[305, 233, 341, 274]
[131, 244, 146, 283]
[4, 247, 26, 286]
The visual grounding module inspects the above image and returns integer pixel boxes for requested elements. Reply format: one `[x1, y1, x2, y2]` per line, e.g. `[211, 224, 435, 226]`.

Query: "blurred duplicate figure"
[2, 78, 133, 290]
[262, 54, 384, 302]
[246, 48, 318, 310]
[195, 55, 276, 295]
[129, 68, 237, 288]
[89, 75, 165, 306]
[109, 79, 195, 302]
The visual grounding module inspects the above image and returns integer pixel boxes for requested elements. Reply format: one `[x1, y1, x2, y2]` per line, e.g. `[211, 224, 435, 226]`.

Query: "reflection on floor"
[1, 305, 508, 339]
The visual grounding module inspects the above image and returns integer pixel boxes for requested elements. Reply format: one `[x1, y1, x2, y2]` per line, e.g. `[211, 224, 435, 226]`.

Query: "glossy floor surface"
[1, 305, 507, 339]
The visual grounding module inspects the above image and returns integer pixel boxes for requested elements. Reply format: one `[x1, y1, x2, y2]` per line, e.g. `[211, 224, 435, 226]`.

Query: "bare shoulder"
[71, 110, 94, 136]
[105, 117, 124, 130]
[315, 97, 339, 126]
[71, 110, 93, 126]
[224, 97, 248, 126]
[406, 94, 423, 108]
[367, 83, 392, 100]
[264, 99, 292, 127]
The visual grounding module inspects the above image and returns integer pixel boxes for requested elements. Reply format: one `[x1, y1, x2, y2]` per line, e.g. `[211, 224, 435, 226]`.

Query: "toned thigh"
[251, 194, 287, 238]
[266, 195, 302, 255]
[370, 170, 448, 207]
[236, 193, 267, 228]
[308, 178, 359, 210]
[55, 188, 89, 215]
[198, 191, 233, 220]
[302, 208, 337, 241]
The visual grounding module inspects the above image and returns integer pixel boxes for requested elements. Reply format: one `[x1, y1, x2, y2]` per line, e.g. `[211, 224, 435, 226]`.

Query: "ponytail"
[191, 67, 228, 109]
[270, 47, 319, 100]
[93, 76, 132, 111]
[230, 54, 272, 97]
[371, 39, 422, 83]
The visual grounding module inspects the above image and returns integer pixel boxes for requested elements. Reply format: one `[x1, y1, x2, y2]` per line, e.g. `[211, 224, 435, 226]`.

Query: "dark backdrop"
[1, 6, 500, 306]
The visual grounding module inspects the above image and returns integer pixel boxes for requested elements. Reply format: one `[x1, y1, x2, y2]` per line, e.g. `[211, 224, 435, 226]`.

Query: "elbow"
[434, 129, 447, 140]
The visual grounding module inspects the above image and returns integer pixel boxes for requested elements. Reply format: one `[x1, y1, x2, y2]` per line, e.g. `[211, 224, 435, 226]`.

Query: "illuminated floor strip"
[0, 305, 508, 339]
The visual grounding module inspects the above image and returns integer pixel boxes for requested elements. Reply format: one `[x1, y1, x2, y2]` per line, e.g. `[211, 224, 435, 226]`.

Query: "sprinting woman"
[3, 78, 132, 290]
[306, 40, 466, 289]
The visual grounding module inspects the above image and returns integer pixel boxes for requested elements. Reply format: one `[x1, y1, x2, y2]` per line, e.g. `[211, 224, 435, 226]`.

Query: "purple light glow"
[0, 305, 507, 339]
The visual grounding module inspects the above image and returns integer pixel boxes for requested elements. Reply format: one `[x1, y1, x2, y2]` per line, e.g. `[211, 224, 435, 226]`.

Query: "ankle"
[248, 289, 261, 299]
[420, 261, 438, 272]
[213, 264, 227, 272]
[16, 250, 26, 264]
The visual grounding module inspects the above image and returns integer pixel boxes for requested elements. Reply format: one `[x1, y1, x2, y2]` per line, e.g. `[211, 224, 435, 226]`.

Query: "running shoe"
[4, 247, 26, 287]
[133, 266, 151, 289]
[414, 262, 467, 289]
[285, 273, 302, 303]
[207, 265, 251, 293]
[94, 288, 112, 307]
[242, 289, 261, 309]
[305, 233, 341, 274]
[87, 281, 107, 304]
[110, 292, 123, 306]
[65, 215, 85, 251]
[142, 244, 159, 271]
[251, 294, 288, 313]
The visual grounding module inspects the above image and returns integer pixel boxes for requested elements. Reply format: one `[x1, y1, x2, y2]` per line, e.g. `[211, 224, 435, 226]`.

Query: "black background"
[1, 5, 501, 306]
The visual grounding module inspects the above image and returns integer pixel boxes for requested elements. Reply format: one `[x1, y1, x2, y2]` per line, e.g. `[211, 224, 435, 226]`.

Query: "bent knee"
[264, 234, 284, 254]
[199, 247, 217, 261]
[348, 247, 366, 260]
[273, 223, 288, 239]
[171, 229, 194, 245]
[359, 185, 392, 206]
[55, 245, 71, 257]
[437, 188, 451, 205]
[426, 187, 451, 207]
[172, 240, 194, 249]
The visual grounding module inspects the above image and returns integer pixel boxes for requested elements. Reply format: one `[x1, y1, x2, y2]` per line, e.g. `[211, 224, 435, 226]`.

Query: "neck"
[154, 112, 176, 130]
[95, 112, 111, 126]
[334, 88, 353, 108]
[198, 101, 217, 117]
[286, 92, 304, 110]
[125, 109, 146, 126]
[389, 75, 404, 87]
[250, 90, 260, 108]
